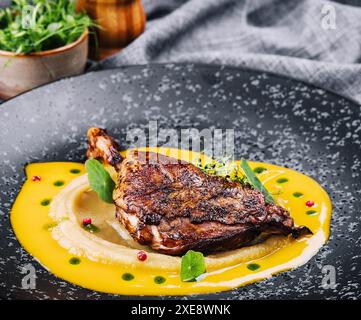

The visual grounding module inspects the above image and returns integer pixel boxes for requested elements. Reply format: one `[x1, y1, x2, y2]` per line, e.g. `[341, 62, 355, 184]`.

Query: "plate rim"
[1, 62, 359, 299]
[1, 63, 360, 110]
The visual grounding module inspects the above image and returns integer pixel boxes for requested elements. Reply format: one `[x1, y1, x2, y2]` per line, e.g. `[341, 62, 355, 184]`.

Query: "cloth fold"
[99, 0, 361, 104]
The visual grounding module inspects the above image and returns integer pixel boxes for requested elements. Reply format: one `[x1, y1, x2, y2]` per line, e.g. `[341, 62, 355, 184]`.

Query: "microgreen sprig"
[0, 0, 95, 54]
[197, 157, 276, 204]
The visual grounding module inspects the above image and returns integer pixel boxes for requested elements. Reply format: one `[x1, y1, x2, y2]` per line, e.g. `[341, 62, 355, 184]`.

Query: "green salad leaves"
[0, 0, 94, 54]
[180, 250, 206, 282]
[85, 159, 115, 204]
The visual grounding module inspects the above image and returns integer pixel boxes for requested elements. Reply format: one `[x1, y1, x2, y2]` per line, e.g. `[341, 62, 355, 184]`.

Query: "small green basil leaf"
[240, 158, 276, 204]
[85, 159, 115, 204]
[180, 250, 206, 282]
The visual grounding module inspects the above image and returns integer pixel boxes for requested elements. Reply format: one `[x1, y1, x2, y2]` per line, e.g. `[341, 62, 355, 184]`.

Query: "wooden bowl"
[0, 29, 89, 100]
[76, 0, 146, 60]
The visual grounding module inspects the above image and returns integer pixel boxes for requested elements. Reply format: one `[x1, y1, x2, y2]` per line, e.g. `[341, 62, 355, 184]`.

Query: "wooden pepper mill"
[77, 0, 146, 60]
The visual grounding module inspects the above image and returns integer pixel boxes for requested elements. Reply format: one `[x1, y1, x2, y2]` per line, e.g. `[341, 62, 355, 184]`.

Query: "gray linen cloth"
[99, 0, 361, 104]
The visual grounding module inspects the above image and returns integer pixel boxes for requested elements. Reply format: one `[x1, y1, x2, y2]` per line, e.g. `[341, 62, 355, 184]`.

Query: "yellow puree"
[11, 148, 332, 296]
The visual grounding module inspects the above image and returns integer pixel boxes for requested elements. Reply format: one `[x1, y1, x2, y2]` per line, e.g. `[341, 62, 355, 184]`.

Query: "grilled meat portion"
[87, 128, 311, 255]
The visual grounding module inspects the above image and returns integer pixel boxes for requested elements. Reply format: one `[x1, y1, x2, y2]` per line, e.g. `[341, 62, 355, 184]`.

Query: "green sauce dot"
[53, 180, 64, 187]
[70, 169, 81, 174]
[293, 192, 304, 198]
[276, 178, 288, 184]
[69, 257, 81, 265]
[41, 199, 51, 206]
[122, 273, 134, 281]
[43, 222, 58, 230]
[247, 263, 260, 271]
[84, 224, 99, 234]
[253, 167, 267, 174]
[306, 210, 317, 216]
[154, 276, 166, 284]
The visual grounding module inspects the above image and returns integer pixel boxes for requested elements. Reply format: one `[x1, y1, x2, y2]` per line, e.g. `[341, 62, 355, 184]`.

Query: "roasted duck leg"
[87, 128, 311, 255]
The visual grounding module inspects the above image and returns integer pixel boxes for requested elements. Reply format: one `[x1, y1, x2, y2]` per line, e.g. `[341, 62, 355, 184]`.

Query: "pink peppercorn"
[137, 250, 147, 261]
[305, 200, 315, 207]
[82, 218, 92, 226]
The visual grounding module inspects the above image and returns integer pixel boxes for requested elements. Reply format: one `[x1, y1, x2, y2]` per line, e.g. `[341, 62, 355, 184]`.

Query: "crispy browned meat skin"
[87, 128, 312, 255]
[87, 127, 123, 168]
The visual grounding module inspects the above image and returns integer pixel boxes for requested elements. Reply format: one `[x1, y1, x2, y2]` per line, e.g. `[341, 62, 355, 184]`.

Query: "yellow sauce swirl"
[11, 148, 332, 295]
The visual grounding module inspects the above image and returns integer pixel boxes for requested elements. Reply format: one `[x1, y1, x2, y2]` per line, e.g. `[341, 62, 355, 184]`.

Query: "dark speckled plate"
[0, 64, 360, 300]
